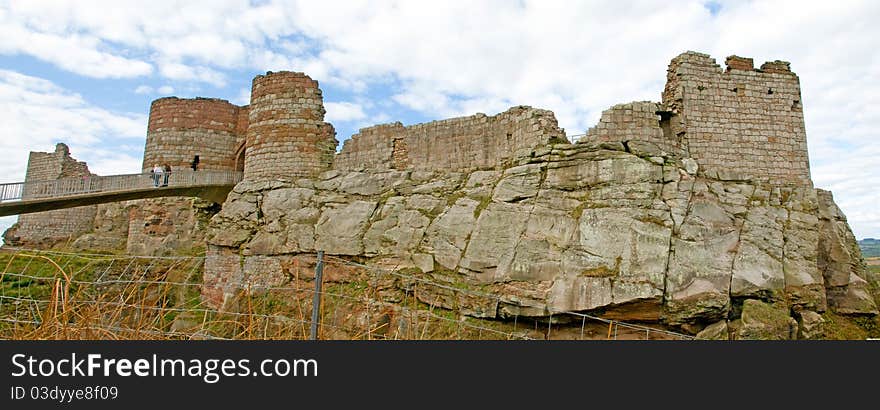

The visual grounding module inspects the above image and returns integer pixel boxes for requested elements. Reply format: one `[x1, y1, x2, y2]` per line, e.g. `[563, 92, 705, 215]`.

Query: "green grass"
[821, 312, 880, 340]
[0, 250, 209, 339]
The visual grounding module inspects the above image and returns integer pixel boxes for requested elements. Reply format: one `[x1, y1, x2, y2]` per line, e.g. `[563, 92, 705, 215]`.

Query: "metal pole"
[546, 313, 552, 340]
[309, 251, 324, 340]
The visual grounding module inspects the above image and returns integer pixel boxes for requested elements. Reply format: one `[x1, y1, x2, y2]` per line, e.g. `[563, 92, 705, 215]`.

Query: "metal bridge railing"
[0, 170, 243, 203]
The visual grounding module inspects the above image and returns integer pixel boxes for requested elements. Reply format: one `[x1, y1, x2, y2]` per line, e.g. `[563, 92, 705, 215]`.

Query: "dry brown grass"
[0, 249, 536, 340]
[1, 248, 689, 341]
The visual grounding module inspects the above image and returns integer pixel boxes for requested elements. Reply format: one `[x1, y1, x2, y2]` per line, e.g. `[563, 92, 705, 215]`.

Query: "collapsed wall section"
[6, 144, 97, 247]
[584, 101, 681, 154]
[333, 106, 565, 172]
[143, 97, 247, 173]
[662, 51, 811, 185]
[244, 71, 338, 180]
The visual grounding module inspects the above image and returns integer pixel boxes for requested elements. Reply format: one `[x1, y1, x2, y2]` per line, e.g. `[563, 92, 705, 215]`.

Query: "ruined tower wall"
[235, 105, 250, 139]
[332, 123, 403, 171]
[131, 97, 247, 256]
[334, 106, 565, 171]
[662, 51, 811, 185]
[11, 144, 97, 246]
[142, 97, 246, 173]
[584, 101, 681, 154]
[244, 71, 338, 180]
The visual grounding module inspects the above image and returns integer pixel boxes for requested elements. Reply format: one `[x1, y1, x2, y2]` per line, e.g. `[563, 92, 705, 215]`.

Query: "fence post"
[309, 251, 324, 340]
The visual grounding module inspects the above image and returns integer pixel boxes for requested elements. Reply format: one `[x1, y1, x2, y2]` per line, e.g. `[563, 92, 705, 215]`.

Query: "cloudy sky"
[0, 0, 877, 240]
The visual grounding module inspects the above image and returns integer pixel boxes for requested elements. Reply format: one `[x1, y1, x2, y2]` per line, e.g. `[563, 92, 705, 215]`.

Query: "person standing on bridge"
[162, 163, 172, 187]
[190, 155, 199, 183]
[151, 164, 163, 187]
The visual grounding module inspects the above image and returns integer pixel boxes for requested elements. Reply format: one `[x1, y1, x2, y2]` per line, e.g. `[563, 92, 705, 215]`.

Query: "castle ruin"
[3, 143, 96, 247]
[8, 51, 814, 248]
[5, 51, 875, 338]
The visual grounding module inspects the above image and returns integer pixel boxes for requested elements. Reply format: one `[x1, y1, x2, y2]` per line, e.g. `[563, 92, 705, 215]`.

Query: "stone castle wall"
[584, 101, 681, 155]
[134, 51, 812, 187]
[8, 144, 97, 247]
[244, 71, 338, 180]
[334, 106, 565, 172]
[661, 51, 811, 185]
[143, 97, 247, 173]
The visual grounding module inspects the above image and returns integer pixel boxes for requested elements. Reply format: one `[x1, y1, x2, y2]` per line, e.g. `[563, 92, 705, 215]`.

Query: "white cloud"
[157, 61, 227, 87]
[134, 85, 153, 94]
[0, 9, 152, 79]
[0, 69, 146, 186]
[157, 85, 174, 94]
[324, 101, 367, 123]
[231, 87, 251, 106]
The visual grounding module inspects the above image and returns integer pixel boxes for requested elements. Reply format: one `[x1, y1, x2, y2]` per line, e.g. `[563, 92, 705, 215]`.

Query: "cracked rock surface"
[206, 141, 878, 333]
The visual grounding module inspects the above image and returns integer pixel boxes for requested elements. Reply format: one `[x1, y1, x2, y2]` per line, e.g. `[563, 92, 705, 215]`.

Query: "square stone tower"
[662, 51, 811, 186]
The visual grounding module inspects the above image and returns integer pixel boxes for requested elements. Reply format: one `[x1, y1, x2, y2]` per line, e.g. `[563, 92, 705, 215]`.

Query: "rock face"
[795, 310, 825, 339]
[695, 320, 729, 340]
[70, 202, 132, 251]
[126, 197, 219, 256]
[735, 299, 798, 340]
[205, 141, 878, 332]
[816, 190, 877, 315]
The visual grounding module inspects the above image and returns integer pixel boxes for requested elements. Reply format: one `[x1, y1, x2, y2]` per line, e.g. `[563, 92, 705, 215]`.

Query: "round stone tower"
[244, 71, 338, 180]
[143, 97, 247, 173]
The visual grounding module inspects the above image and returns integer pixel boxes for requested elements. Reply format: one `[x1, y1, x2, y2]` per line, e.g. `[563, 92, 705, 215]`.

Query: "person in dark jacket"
[162, 163, 172, 186]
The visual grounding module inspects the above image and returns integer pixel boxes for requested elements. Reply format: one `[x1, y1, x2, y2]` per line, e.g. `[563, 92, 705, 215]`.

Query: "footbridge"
[0, 170, 242, 217]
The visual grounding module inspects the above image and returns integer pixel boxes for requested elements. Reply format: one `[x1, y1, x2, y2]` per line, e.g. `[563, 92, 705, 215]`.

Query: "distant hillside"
[859, 238, 880, 258]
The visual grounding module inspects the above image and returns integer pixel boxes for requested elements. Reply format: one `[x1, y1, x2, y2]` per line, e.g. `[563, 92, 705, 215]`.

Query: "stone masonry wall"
[8, 144, 97, 247]
[125, 197, 218, 256]
[143, 97, 246, 172]
[334, 106, 565, 172]
[662, 51, 811, 185]
[332, 123, 403, 171]
[584, 101, 681, 155]
[244, 71, 338, 180]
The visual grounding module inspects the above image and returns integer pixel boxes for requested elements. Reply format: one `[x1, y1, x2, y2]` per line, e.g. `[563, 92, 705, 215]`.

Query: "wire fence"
[0, 248, 692, 340]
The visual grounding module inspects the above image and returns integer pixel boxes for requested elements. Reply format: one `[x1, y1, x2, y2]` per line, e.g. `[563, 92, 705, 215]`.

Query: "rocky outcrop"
[695, 320, 728, 340]
[205, 141, 878, 334]
[71, 202, 132, 251]
[816, 189, 877, 315]
[734, 299, 798, 340]
[126, 197, 220, 256]
[794, 309, 825, 339]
